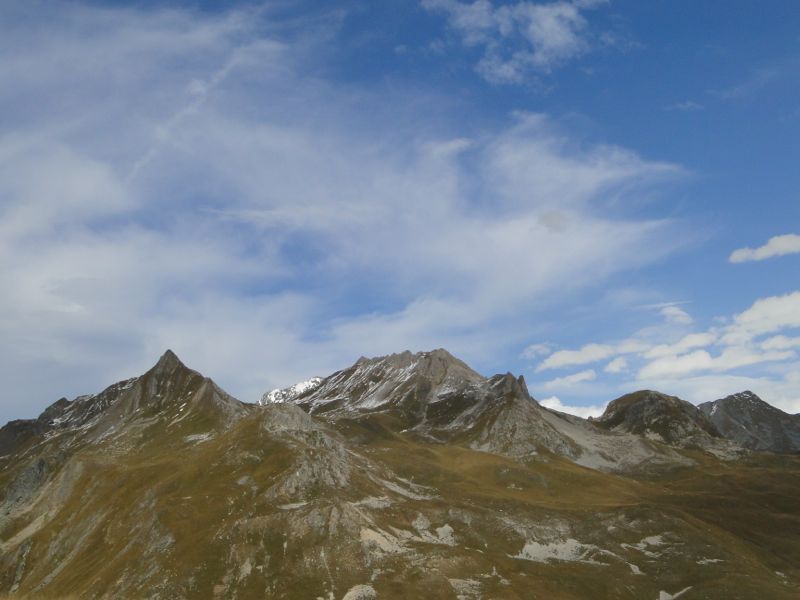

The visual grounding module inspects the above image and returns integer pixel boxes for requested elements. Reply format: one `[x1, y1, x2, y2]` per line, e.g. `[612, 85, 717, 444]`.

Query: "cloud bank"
[0, 2, 683, 423]
[527, 291, 800, 413]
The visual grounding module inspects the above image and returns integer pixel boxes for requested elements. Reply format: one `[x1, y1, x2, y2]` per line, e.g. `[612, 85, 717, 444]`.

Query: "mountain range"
[1, 349, 799, 599]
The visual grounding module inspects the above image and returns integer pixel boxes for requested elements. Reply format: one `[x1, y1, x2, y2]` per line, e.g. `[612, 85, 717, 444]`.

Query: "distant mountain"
[595, 390, 722, 445]
[698, 391, 800, 453]
[2, 350, 799, 599]
[284, 349, 693, 472]
[595, 390, 752, 463]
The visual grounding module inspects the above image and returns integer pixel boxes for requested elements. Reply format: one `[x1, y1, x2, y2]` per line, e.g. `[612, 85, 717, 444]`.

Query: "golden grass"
[0, 596, 79, 600]
[4, 402, 800, 599]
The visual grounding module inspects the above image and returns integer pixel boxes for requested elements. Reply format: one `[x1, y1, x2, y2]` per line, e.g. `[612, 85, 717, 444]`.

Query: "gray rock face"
[596, 390, 723, 448]
[293, 348, 485, 418]
[285, 350, 582, 458]
[280, 352, 693, 471]
[698, 391, 800, 453]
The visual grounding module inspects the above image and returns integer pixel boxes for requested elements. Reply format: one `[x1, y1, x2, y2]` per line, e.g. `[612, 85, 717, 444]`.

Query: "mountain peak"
[357, 347, 472, 366]
[597, 390, 722, 446]
[721, 390, 761, 403]
[699, 391, 800, 453]
[151, 349, 187, 374]
[282, 348, 486, 424]
[375, 348, 482, 378]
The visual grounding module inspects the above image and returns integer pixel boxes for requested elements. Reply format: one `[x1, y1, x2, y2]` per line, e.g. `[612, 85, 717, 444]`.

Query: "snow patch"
[261, 377, 323, 405]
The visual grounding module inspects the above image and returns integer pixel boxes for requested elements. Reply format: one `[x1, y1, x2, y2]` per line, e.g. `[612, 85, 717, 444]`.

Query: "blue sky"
[1, 0, 799, 423]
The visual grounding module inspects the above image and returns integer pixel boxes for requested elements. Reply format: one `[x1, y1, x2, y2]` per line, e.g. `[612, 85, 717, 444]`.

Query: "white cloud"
[537, 343, 615, 371]
[659, 305, 692, 325]
[539, 395, 606, 418]
[761, 335, 800, 351]
[521, 343, 551, 358]
[422, 0, 607, 83]
[644, 332, 716, 359]
[637, 347, 795, 380]
[604, 356, 627, 373]
[532, 290, 800, 411]
[543, 368, 597, 389]
[535, 335, 654, 372]
[614, 338, 651, 354]
[722, 291, 800, 345]
[0, 2, 685, 424]
[729, 233, 800, 263]
[638, 350, 713, 379]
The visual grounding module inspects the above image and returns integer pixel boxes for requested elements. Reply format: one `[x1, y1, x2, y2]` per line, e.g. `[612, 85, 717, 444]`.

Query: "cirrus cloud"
[0, 1, 685, 423]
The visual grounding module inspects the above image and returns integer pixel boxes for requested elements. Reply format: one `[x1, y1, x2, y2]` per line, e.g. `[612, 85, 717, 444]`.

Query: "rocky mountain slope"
[592, 390, 740, 459]
[275, 350, 695, 472]
[1, 350, 799, 599]
[698, 391, 800, 453]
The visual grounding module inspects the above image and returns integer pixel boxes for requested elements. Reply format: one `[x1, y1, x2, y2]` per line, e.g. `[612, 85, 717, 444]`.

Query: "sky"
[1, 0, 799, 423]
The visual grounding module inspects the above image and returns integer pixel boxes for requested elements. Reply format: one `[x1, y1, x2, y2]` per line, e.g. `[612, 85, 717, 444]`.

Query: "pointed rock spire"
[150, 349, 188, 375]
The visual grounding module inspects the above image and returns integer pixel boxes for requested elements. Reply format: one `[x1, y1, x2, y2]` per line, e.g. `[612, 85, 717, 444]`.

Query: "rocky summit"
[1, 350, 799, 600]
[698, 391, 800, 453]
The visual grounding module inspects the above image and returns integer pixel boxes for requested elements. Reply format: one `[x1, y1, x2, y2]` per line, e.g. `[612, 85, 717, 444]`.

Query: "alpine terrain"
[1, 349, 799, 600]
[698, 391, 800, 453]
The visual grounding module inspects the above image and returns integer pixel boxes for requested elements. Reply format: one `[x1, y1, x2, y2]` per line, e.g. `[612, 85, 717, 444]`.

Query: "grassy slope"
[2, 408, 799, 599]
[336, 416, 800, 599]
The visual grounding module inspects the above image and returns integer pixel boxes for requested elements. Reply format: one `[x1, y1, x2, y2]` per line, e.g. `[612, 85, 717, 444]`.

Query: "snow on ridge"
[260, 377, 323, 405]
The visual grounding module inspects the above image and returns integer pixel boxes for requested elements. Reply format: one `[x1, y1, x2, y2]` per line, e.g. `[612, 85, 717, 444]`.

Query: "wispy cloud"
[0, 2, 684, 423]
[422, 0, 608, 83]
[543, 368, 597, 389]
[660, 305, 693, 325]
[537, 343, 615, 371]
[729, 233, 800, 263]
[521, 343, 551, 358]
[665, 100, 704, 112]
[644, 332, 717, 359]
[713, 66, 781, 100]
